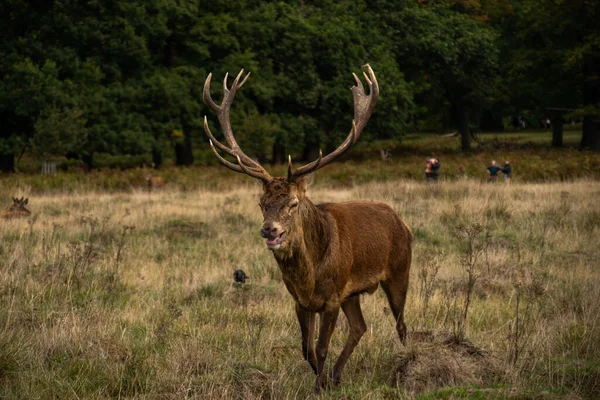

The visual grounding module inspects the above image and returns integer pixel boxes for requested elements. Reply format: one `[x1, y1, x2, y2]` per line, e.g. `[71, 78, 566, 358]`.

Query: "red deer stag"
[203, 65, 412, 391]
[2, 197, 32, 219]
[145, 173, 165, 192]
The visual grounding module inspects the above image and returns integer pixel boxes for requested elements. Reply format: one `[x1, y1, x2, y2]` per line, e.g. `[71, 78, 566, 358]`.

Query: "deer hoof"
[314, 374, 329, 393]
[330, 370, 342, 387]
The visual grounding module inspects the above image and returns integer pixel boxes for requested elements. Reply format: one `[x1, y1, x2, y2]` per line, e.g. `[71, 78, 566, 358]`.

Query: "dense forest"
[1, 0, 598, 173]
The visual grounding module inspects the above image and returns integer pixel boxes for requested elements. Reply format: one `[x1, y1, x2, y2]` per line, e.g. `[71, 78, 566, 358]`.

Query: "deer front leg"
[295, 303, 317, 374]
[331, 295, 367, 386]
[314, 308, 340, 392]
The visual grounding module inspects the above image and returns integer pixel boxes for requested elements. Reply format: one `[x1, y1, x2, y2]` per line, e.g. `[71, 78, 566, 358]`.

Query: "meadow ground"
[4, 130, 600, 193]
[1, 179, 598, 399]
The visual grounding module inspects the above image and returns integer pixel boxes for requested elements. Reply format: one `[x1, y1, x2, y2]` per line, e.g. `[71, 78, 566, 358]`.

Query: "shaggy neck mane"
[298, 197, 330, 259]
[275, 197, 331, 270]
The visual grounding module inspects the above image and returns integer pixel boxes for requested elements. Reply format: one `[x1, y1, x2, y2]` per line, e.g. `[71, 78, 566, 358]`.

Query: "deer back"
[146, 174, 165, 190]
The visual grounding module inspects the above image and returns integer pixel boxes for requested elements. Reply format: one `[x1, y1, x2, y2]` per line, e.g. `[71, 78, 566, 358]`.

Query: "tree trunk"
[551, 112, 564, 147]
[174, 142, 194, 166]
[152, 147, 163, 168]
[580, 56, 600, 151]
[581, 116, 600, 151]
[0, 152, 15, 173]
[302, 131, 321, 162]
[303, 144, 321, 162]
[456, 95, 471, 151]
[272, 142, 285, 165]
[175, 129, 194, 166]
[82, 153, 93, 172]
[165, 40, 176, 67]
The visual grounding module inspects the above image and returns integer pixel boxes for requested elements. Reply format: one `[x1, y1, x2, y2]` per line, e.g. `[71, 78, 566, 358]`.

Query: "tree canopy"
[0, 0, 598, 172]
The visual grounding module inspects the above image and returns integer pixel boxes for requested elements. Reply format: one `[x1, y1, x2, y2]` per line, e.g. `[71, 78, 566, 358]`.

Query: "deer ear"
[297, 173, 315, 192]
[303, 172, 316, 187]
[259, 179, 269, 192]
[24, 198, 28, 205]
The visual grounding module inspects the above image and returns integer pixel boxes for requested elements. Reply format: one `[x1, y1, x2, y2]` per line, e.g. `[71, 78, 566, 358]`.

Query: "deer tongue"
[266, 232, 284, 247]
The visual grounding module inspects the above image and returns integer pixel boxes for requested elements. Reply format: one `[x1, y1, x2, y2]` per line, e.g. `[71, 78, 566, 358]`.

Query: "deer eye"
[288, 201, 299, 213]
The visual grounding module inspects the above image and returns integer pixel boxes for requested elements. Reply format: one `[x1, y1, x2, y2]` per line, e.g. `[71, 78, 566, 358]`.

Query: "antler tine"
[208, 140, 245, 173]
[203, 73, 218, 112]
[352, 73, 364, 92]
[287, 152, 323, 182]
[208, 139, 242, 172]
[239, 70, 251, 88]
[204, 70, 256, 160]
[204, 116, 265, 176]
[204, 116, 236, 157]
[208, 140, 265, 176]
[290, 65, 379, 181]
[229, 69, 250, 91]
[236, 155, 271, 181]
[362, 71, 372, 87]
[203, 70, 273, 183]
[289, 150, 323, 181]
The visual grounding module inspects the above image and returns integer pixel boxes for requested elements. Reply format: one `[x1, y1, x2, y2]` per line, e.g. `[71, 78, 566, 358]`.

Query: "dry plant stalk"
[455, 224, 485, 340]
[508, 265, 547, 369]
[417, 251, 443, 328]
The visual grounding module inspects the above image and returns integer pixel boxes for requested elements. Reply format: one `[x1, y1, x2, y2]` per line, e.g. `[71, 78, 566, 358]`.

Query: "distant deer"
[203, 65, 412, 392]
[2, 197, 32, 219]
[380, 148, 392, 161]
[145, 173, 164, 192]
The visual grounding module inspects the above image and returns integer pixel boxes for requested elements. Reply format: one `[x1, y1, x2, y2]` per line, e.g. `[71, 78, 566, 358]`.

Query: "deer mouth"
[265, 232, 285, 249]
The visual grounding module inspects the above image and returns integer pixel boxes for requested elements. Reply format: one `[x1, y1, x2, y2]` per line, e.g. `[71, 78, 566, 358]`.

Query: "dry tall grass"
[0, 180, 598, 399]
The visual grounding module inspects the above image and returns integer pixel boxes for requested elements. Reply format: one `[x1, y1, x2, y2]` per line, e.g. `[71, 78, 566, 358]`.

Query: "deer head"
[203, 65, 379, 251]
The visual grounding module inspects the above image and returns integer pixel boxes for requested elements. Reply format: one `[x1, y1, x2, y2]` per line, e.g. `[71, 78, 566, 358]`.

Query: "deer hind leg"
[381, 278, 409, 345]
[295, 303, 318, 374]
[331, 295, 367, 386]
[314, 308, 340, 392]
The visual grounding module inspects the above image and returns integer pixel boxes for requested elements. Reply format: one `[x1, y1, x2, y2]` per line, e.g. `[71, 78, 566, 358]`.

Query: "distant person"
[487, 160, 501, 183]
[502, 160, 512, 182]
[431, 158, 440, 181]
[541, 118, 551, 130]
[425, 159, 433, 180]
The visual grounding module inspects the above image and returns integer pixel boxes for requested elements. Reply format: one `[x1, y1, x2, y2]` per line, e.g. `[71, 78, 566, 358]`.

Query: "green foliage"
[0, 0, 598, 170]
[31, 107, 88, 158]
[392, 4, 500, 140]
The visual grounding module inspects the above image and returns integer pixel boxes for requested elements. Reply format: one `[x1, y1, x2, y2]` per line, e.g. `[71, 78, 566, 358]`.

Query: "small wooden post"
[41, 161, 57, 176]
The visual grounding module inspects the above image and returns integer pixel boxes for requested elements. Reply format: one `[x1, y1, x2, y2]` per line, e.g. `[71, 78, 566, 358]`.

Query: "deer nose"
[261, 224, 277, 238]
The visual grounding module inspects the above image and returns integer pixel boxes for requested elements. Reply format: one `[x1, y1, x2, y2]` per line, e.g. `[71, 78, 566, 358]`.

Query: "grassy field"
[3, 130, 600, 194]
[1, 178, 599, 399]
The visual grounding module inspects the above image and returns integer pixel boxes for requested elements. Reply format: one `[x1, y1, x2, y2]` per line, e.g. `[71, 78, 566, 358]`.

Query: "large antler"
[288, 64, 379, 182]
[203, 70, 273, 183]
